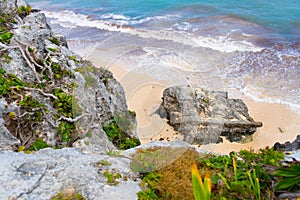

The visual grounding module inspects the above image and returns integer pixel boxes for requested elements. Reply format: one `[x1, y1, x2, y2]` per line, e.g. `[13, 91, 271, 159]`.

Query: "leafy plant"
[28, 138, 49, 151]
[17, 6, 32, 18]
[0, 31, 13, 43]
[274, 164, 300, 192]
[192, 164, 212, 200]
[56, 121, 76, 146]
[137, 172, 162, 200]
[49, 37, 60, 46]
[0, 69, 25, 96]
[239, 147, 284, 167]
[197, 148, 284, 199]
[103, 170, 122, 186]
[103, 113, 140, 150]
[247, 169, 261, 200]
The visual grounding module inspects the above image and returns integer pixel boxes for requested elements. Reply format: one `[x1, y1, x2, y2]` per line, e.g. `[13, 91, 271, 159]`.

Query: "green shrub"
[28, 139, 49, 151]
[274, 164, 300, 192]
[132, 147, 201, 200]
[103, 170, 122, 186]
[0, 31, 13, 43]
[103, 113, 140, 150]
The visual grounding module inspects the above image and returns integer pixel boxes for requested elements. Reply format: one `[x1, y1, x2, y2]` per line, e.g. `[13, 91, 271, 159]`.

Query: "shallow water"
[27, 0, 300, 114]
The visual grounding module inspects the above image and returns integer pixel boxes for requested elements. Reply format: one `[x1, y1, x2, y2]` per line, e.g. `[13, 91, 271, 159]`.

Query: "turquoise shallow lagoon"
[27, 0, 300, 114]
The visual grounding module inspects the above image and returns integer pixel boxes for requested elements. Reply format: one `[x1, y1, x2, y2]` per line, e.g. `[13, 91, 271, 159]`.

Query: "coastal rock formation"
[274, 135, 300, 152]
[0, 0, 139, 151]
[158, 86, 262, 144]
[0, 148, 141, 200]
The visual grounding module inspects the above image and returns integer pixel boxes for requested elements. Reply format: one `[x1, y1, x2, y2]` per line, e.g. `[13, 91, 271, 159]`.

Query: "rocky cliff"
[0, 0, 139, 152]
[0, 1, 143, 199]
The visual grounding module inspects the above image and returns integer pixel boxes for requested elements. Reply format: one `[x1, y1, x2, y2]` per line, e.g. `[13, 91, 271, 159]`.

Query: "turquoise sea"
[27, 0, 300, 113]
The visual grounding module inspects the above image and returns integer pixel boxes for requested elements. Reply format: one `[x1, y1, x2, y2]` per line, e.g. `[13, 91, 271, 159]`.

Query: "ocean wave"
[241, 86, 300, 115]
[100, 13, 131, 20]
[98, 13, 180, 26]
[43, 10, 264, 53]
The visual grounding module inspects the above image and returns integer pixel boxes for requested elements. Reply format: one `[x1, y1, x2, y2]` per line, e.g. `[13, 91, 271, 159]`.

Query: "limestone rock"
[158, 86, 262, 144]
[274, 135, 300, 152]
[0, 148, 141, 200]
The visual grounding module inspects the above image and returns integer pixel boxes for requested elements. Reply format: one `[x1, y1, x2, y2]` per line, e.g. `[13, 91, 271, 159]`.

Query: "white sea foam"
[100, 13, 131, 20]
[43, 10, 264, 53]
[241, 86, 300, 115]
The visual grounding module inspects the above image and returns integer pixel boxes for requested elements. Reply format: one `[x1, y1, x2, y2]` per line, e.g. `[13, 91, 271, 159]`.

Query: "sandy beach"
[88, 50, 300, 155]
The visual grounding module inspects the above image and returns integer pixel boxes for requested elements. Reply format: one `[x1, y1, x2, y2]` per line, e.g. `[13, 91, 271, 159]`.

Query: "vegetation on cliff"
[0, 0, 140, 151]
[131, 146, 299, 200]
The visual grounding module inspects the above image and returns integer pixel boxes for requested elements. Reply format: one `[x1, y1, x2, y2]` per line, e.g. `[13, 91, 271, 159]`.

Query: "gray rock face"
[0, 148, 141, 200]
[0, 0, 138, 150]
[158, 86, 262, 144]
[274, 135, 300, 152]
[0, 98, 20, 150]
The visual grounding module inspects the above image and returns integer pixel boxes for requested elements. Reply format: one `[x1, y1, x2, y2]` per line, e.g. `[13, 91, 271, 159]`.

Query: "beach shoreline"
[87, 48, 300, 154]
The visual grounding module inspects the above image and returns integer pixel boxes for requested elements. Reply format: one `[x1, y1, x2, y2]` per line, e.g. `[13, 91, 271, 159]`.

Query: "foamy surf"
[43, 10, 264, 53]
[241, 86, 300, 115]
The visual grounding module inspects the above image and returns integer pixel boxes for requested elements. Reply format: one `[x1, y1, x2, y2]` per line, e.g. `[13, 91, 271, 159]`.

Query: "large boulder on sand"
[158, 86, 262, 145]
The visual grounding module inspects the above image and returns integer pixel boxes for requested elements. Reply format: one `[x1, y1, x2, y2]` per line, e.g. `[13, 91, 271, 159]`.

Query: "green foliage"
[28, 46, 34, 52]
[69, 55, 80, 64]
[133, 147, 201, 200]
[28, 138, 49, 151]
[74, 65, 99, 74]
[103, 170, 122, 186]
[247, 169, 261, 200]
[0, 13, 13, 25]
[137, 172, 161, 200]
[0, 12, 14, 44]
[8, 111, 16, 118]
[3, 53, 11, 63]
[0, 31, 13, 43]
[17, 6, 32, 17]
[239, 147, 284, 166]
[53, 89, 73, 117]
[83, 75, 96, 87]
[53, 88, 81, 147]
[52, 192, 86, 200]
[103, 113, 140, 150]
[137, 188, 159, 200]
[49, 37, 60, 46]
[196, 148, 285, 199]
[20, 95, 47, 122]
[50, 62, 73, 80]
[0, 68, 25, 96]
[48, 47, 58, 53]
[192, 164, 212, 200]
[274, 164, 300, 191]
[74, 65, 99, 87]
[57, 121, 76, 145]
